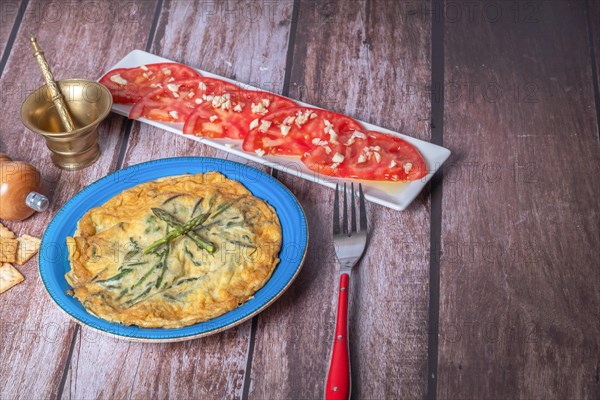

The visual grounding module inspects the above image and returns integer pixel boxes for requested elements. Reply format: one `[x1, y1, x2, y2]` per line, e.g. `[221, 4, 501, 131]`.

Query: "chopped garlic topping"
[328, 129, 338, 144]
[211, 94, 232, 110]
[310, 113, 317, 119]
[212, 95, 225, 107]
[142, 72, 150, 79]
[187, 91, 195, 98]
[280, 124, 291, 136]
[324, 146, 332, 154]
[167, 77, 175, 82]
[390, 160, 397, 168]
[198, 82, 207, 91]
[140, 65, 149, 71]
[322, 119, 339, 143]
[358, 145, 384, 163]
[249, 118, 260, 130]
[233, 104, 243, 112]
[283, 116, 295, 125]
[259, 120, 272, 133]
[169, 111, 179, 119]
[149, 83, 162, 88]
[109, 74, 128, 85]
[209, 115, 218, 122]
[357, 154, 367, 164]
[255, 149, 265, 157]
[311, 138, 329, 146]
[251, 102, 268, 115]
[294, 110, 312, 127]
[166, 84, 181, 94]
[404, 162, 413, 174]
[345, 130, 367, 146]
[262, 98, 270, 107]
[161, 67, 172, 75]
[195, 98, 203, 104]
[332, 152, 345, 163]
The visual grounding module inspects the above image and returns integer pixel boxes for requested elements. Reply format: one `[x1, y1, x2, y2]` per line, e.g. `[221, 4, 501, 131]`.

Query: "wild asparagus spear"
[124, 286, 152, 307]
[151, 208, 215, 253]
[143, 211, 210, 254]
[144, 196, 245, 255]
[98, 268, 133, 283]
[210, 196, 246, 219]
[155, 244, 170, 289]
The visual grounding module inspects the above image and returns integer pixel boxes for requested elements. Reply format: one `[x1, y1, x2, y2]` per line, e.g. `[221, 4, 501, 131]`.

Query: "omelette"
[65, 172, 281, 328]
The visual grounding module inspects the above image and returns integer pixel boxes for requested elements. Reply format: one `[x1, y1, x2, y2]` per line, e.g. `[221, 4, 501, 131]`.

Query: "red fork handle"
[325, 273, 350, 400]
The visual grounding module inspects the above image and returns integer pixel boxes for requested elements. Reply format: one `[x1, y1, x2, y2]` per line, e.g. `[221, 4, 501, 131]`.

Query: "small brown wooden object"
[0, 153, 49, 221]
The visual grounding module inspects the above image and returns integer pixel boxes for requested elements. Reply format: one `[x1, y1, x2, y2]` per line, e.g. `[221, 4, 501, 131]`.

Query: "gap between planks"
[0, 0, 29, 79]
[427, 0, 445, 399]
[584, 0, 600, 140]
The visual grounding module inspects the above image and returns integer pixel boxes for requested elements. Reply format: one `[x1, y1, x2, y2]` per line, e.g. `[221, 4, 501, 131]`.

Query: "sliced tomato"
[99, 63, 201, 104]
[301, 130, 427, 181]
[182, 91, 297, 139]
[242, 107, 362, 156]
[128, 78, 239, 123]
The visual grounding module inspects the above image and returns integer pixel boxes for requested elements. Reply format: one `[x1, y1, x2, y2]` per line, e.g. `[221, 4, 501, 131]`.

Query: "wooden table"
[1, 1, 598, 399]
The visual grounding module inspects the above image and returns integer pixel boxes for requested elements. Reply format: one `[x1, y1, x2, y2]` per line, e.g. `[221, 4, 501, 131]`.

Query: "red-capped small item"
[325, 273, 350, 400]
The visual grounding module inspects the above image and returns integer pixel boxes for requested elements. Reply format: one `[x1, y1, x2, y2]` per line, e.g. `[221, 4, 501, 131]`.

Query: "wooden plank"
[0, 0, 23, 60]
[61, 323, 250, 400]
[62, 1, 295, 399]
[249, 1, 432, 398]
[589, 0, 600, 119]
[0, 1, 159, 399]
[439, 1, 600, 398]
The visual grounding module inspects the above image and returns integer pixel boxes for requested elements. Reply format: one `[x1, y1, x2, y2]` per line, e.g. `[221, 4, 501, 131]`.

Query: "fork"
[325, 183, 368, 400]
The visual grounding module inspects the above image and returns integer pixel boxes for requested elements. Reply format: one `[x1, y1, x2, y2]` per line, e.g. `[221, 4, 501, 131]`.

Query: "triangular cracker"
[0, 263, 24, 293]
[0, 223, 15, 239]
[0, 238, 18, 263]
[16, 234, 41, 265]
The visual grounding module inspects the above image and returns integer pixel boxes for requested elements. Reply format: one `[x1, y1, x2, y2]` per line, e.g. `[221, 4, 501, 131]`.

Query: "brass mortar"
[20, 79, 112, 170]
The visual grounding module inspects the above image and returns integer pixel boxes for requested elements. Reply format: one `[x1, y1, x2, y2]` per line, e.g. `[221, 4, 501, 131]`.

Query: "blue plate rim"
[39, 156, 308, 342]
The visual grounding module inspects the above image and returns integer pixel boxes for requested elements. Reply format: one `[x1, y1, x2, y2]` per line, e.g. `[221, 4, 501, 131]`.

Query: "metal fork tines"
[333, 183, 368, 272]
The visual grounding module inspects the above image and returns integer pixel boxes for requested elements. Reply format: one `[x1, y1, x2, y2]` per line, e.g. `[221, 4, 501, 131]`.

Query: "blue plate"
[40, 157, 308, 341]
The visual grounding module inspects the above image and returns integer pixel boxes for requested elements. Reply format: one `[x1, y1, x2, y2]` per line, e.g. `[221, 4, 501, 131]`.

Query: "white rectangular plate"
[101, 50, 451, 211]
